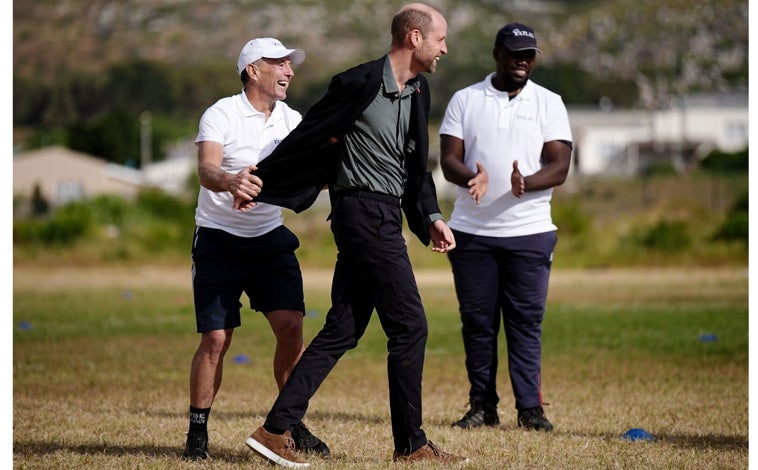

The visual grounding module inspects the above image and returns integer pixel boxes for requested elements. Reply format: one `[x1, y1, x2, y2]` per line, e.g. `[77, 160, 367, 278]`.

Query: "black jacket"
[254, 56, 441, 246]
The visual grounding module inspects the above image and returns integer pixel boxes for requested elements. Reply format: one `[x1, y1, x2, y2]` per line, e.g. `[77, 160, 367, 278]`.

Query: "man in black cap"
[439, 22, 573, 432]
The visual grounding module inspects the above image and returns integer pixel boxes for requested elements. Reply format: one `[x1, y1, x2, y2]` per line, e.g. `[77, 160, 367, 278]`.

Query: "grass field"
[13, 265, 748, 469]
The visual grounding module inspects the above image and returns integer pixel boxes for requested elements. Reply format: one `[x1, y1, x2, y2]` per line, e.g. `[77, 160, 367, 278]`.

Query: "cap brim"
[264, 49, 305, 65]
[288, 50, 305, 65]
[508, 46, 542, 54]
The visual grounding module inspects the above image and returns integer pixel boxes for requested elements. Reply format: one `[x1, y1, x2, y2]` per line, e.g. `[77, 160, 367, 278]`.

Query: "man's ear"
[409, 29, 421, 47]
[246, 63, 258, 79]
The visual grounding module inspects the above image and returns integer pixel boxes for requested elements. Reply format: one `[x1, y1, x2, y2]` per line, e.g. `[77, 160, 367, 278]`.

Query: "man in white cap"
[182, 37, 328, 461]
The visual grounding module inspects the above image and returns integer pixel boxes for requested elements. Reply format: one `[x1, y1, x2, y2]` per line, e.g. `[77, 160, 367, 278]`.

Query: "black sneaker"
[517, 406, 554, 432]
[182, 432, 209, 460]
[451, 400, 499, 429]
[292, 421, 330, 457]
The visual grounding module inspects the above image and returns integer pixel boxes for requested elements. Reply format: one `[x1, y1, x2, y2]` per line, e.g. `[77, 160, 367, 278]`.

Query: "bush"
[133, 220, 193, 255]
[88, 194, 133, 226]
[136, 188, 195, 223]
[699, 148, 748, 173]
[728, 190, 749, 213]
[634, 219, 691, 251]
[712, 190, 748, 244]
[12, 173, 748, 268]
[713, 212, 748, 243]
[552, 201, 591, 236]
[14, 202, 94, 246]
[13, 191, 195, 254]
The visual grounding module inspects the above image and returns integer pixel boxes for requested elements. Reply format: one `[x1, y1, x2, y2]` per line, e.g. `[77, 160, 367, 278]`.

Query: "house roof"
[13, 146, 142, 203]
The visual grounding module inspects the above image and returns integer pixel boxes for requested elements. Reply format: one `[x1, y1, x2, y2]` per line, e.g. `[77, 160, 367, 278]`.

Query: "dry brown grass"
[13, 266, 748, 469]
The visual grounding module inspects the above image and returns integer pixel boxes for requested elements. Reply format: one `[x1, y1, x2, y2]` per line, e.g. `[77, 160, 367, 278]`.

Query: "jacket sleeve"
[253, 62, 379, 213]
[402, 74, 440, 246]
[253, 74, 355, 212]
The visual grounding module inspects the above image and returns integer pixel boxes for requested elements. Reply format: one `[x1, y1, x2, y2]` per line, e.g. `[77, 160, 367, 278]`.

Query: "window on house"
[58, 180, 85, 204]
[724, 121, 747, 146]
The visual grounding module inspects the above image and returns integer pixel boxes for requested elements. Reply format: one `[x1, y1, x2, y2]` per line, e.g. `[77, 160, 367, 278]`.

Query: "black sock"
[188, 406, 210, 435]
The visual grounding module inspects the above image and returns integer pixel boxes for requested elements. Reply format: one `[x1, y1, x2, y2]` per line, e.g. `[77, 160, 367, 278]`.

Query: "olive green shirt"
[335, 56, 442, 225]
[335, 56, 419, 198]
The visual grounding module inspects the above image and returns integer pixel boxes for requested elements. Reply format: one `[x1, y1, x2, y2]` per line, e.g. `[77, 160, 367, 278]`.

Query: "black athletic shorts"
[191, 225, 305, 332]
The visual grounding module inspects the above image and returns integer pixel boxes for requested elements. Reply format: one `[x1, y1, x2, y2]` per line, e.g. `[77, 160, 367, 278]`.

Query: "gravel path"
[14, 265, 748, 304]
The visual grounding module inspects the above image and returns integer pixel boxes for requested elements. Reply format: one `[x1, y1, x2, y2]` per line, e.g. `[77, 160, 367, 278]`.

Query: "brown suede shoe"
[393, 440, 469, 464]
[245, 426, 310, 468]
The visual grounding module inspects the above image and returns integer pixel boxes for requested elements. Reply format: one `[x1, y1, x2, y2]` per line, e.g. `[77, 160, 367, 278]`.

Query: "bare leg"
[190, 329, 234, 407]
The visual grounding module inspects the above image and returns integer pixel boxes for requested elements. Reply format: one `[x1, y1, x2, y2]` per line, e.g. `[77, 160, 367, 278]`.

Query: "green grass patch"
[13, 266, 748, 469]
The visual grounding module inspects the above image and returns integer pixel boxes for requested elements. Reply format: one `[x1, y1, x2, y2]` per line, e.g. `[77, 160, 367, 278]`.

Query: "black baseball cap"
[495, 23, 542, 53]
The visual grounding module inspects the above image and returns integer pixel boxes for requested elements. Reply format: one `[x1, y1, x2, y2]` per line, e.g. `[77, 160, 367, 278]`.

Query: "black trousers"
[264, 191, 429, 454]
[448, 229, 557, 410]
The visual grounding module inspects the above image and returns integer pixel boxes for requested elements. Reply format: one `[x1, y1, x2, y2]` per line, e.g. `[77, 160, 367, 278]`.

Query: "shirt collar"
[382, 54, 420, 98]
[237, 90, 283, 120]
[485, 73, 532, 100]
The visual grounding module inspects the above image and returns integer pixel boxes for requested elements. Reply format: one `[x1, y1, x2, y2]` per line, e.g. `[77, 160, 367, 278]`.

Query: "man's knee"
[199, 329, 233, 357]
[268, 310, 305, 342]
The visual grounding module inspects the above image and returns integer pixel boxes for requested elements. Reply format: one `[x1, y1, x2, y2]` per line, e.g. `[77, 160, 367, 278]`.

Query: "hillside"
[14, 0, 748, 108]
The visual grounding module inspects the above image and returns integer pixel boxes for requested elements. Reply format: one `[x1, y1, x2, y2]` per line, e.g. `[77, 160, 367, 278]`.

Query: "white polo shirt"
[194, 91, 302, 238]
[439, 74, 572, 237]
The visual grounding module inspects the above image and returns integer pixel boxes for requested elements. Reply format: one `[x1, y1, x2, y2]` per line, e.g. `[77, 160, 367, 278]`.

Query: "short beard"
[502, 73, 528, 92]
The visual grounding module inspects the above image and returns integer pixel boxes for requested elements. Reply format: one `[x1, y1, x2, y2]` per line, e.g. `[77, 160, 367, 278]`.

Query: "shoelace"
[426, 441, 443, 456]
[284, 435, 297, 451]
[293, 422, 311, 439]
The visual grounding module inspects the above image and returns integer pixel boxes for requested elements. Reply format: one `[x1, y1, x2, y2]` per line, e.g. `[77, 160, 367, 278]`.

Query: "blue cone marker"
[621, 428, 654, 441]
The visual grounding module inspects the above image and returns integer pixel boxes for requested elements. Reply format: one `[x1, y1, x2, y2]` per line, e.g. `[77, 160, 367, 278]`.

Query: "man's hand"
[511, 160, 525, 197]
[467, 162, 489, 204]
[196, 142, 261, 211]
[429, 219, 456, 253]
[231, 165, 262, 212]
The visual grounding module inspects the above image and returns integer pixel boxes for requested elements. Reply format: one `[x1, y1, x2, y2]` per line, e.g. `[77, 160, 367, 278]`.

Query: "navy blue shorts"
[191, 225, 305, 333]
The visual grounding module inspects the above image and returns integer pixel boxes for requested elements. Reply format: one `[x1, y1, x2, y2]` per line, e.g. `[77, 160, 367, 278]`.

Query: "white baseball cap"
[236, 37, 305, 75]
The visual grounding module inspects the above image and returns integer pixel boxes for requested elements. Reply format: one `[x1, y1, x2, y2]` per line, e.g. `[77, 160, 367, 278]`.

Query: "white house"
[13, 146, 142, 207]
[141, 152, 196, 195]
[568, 91, 748, 176]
